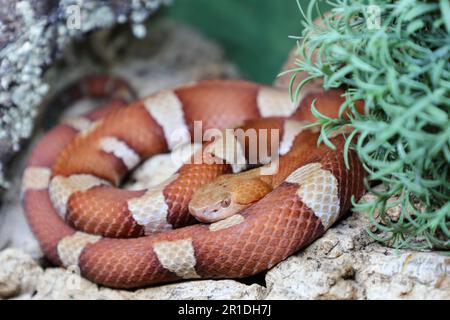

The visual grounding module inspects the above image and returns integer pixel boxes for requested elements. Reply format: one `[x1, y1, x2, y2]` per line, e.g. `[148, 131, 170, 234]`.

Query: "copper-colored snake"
[22, 75, 365, 289]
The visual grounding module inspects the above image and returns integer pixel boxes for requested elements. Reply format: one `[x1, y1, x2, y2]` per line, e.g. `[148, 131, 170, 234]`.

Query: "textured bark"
[0, 0, 167, 188]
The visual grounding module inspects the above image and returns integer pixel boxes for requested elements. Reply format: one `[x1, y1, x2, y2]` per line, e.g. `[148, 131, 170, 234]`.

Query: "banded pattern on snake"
[22, 76, 365, 288]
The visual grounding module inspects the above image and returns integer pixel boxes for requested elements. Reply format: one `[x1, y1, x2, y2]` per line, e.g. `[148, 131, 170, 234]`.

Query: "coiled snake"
[22, 75, 365, 288]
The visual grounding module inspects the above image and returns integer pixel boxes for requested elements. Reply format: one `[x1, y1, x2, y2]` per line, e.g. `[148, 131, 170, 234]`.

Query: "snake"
[22, 75, 366, 289]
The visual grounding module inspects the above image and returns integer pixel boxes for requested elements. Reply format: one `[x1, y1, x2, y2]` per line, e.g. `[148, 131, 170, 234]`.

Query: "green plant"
[288, 0, 450, 249]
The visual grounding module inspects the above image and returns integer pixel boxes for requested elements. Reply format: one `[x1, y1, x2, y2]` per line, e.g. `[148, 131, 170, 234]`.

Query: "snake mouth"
[189, 205, 221, 223]
[189, 200, 250, 223]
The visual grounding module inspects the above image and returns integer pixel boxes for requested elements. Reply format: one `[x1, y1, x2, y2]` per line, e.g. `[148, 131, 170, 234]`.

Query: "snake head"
[189, 172, 272, 223]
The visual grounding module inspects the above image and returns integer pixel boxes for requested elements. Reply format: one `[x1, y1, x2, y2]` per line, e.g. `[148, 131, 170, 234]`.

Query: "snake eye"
[221, 197, 231, 208]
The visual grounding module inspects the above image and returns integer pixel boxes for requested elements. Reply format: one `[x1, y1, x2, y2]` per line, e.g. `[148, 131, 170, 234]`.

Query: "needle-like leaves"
[288, 0, 450, 250]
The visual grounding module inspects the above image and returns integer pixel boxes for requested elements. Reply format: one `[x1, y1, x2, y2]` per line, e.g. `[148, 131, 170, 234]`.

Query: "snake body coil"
[23, 76, 365, 288]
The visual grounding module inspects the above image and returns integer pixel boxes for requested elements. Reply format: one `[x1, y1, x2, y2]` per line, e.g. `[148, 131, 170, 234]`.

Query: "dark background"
[166, 0, 327, 83]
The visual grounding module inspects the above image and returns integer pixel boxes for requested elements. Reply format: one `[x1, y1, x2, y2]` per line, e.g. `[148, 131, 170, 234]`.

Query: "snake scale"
[22, 75, 366, 289]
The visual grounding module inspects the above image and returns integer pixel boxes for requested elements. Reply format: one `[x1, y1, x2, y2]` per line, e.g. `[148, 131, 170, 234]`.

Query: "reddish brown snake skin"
[22, 75, 365, 288]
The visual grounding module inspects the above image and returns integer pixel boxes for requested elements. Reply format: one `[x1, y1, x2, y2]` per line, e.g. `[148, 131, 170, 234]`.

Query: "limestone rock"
[33, 268, 128, 300]
[35, 271, 264, 300]
[264, 213, 450, 300]
[0, 248, 264, 300]
[0, 248, 43, 299]
[132, 281, 264, 300]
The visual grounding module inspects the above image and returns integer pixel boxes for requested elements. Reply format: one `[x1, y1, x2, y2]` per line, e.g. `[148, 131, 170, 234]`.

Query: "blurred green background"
[166, 0, 326, 84]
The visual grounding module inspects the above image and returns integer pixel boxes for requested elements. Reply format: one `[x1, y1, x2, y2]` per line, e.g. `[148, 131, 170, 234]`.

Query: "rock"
[35, 270, 264, 300]
[264, 213, 450, 300]
[132, 281, 264, 300]
[0, 248, 43, 299]
[0, 0, 168, 188]
[34, 268, 128, 300]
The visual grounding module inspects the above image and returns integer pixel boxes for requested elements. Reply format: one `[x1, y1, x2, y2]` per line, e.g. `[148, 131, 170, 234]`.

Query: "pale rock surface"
[37, 268, 263, 300]
[265, 213, 449, 300]
[0, 249, 43, 299]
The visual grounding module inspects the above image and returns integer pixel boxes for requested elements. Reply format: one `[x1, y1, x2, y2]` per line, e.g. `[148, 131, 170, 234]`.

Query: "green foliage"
[290, 0, 450, 249]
